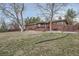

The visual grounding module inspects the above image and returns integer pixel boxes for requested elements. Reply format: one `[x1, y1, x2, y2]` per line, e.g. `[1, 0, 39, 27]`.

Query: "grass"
[0, 31, 79, 56]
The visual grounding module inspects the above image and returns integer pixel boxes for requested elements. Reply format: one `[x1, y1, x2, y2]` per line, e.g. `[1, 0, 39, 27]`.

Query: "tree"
[37, 3, 67, 31]
[58, 16, 62, 20]
[25, 17, 41, 25]
[0, 3, 25, 32]
[0, 17, 7, 32]
[65, 8, 77, 25]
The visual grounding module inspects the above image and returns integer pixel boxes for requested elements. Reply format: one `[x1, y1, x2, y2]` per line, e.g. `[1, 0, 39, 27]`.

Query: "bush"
[0, 26, 7, 32]
[0, 28, 7, 32]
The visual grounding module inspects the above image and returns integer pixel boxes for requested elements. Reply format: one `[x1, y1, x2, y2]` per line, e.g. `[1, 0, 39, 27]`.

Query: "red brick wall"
[25, 23, 79, 32]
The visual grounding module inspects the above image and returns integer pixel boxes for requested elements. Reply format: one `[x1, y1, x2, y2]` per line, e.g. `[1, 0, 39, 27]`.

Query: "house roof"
[25, 19, 67, 26]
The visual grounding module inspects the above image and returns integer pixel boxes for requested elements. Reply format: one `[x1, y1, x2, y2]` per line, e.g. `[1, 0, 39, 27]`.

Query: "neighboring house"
[25, 20, 79, 32]
[6, 20, 79, 32]
[74, 23, 79, 31]
[7, 23, 20, 31]
[25, 20, 67, 31]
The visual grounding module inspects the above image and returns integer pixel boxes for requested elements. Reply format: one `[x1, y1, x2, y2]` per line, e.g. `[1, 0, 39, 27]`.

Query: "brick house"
[25, 20, 67, 31]
[7, 23, 20, 31]
[25, 20, 79, 32]
[7, 20, 79, 32]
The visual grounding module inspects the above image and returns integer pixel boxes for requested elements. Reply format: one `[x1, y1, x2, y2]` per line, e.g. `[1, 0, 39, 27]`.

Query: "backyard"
[0, 31, 79, 56]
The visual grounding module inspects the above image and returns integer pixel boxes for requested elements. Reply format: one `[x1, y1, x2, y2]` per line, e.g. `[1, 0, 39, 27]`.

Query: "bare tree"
[0, 3, 25, 32]
[37, 3, 67, 31]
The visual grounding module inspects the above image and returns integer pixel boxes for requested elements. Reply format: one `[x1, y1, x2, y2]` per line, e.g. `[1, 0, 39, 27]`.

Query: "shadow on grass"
[35, 33, 69, 44]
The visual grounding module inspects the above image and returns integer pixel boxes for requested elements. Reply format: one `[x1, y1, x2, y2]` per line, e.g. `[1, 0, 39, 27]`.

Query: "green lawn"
[0, 31, 79, 56]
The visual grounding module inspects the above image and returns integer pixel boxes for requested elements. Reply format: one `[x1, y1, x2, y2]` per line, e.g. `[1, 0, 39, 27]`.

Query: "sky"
[1, 3, 79, 23]
[23, 3, 79, 18]
[24, 3, 79, 17]
[23, 4, 38, 17]
[23, 3, 79, 22]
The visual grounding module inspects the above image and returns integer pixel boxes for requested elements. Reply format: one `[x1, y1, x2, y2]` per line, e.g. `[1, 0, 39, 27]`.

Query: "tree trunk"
[49, 3, 54, 31]
[19, 25, 24, 32]
[49, 21, 52, 31]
